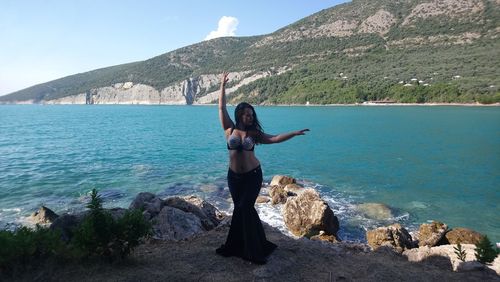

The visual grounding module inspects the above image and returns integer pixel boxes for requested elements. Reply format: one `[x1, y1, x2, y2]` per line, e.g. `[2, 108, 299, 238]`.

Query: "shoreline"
[1, 102, 499, 107]
[4, 189, 500, 281]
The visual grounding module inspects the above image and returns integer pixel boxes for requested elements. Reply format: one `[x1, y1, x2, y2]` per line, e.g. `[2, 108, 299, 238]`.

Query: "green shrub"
[0, 189, 151, 273]
[453, 242, 467, 262]
[474, 235, 500, 264]
[71, 189, 151, 260]
[0, 225, 66, 270]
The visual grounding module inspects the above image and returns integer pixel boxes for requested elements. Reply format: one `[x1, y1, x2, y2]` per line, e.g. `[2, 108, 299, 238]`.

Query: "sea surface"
[0, 105, 499, 243]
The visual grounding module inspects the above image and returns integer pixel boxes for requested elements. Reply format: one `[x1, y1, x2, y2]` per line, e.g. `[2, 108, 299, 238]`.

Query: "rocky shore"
[10, 175, 500, 281]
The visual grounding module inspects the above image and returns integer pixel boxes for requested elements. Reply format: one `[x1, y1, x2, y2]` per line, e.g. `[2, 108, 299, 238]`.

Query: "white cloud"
[204, 16, 239, 40]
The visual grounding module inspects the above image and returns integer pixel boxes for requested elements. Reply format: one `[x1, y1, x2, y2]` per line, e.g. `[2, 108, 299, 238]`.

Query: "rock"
[269, 185, 288, 205]
[284, 183, 305, 196]
[282, 189, 339, 238]
[489, 255, 500, 275]
[129, 192, 157, 210]
[256, 195, 271, 204]
[153, 206, 204, 240]
[270, 175, 296, 186]
[356, 203, 393, 220]
[310, 230, 339, 243]
[129, 192, 165, 217]
[30, 206, 59, 224]
[123, 82, 133, 89]
[50, 213, 87, 241]
[418, 221, 448, 247]
[402, 244, 497, 273]
[366, 224, 414, 253]
[444, 227, 484, 245]
[164, 196, 223, 231]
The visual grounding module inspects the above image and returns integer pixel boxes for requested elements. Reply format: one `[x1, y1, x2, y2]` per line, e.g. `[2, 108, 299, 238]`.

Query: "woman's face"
[240, 107, 254, 127]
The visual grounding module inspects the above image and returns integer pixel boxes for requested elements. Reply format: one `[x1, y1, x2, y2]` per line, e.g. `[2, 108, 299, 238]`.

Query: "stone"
[268, 185, 288, 205]
[129, 192, 165, 217]
[50, 213, 87, 241]
[164, 196, 223, 231]
[30, 206, 59, 224]
[129, 192, 156, 210]
[284, 183, 305, 196]
[356, 203, 393, 220]
[402, 244, 498, 273]
[310, 230, 339, 243]
[366, 224, 414, 253]
[282, 189, 339, 238]
[153, 206, 204, 240]
[418, 221, 448, 247]
[256, 195, 271, 204]
[444, 227, 484, 245]
[270, 175, 296, 186]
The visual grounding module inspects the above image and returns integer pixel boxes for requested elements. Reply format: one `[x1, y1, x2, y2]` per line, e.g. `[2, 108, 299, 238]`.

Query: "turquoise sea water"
[0, 105, 499, 243]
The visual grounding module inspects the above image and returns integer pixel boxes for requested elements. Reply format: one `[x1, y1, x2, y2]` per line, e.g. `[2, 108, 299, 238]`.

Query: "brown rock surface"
[269, 185, 288, 205]
[29, 206, 59, 224]
[284, 183, 305, 196]
[282, 189, 339, 238]
[419, 221, 448, 247]
[270, 175, 296, 186]
[366, 224, 414, 253]
[444, 228, 484, 245]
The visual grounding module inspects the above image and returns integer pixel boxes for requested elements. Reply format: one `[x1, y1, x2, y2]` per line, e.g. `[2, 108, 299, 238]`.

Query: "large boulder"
[50, 213, 87, 241]
[153, 206, 204, 240]
[129, 192, 164, 218]
[366, 224, 414, 253]
[356, 203, 393, 220]
[270, 175, 296, 186]
[165, 195, 224, 230]
[29, 206, 59, 224]
[282, 189, 339, 238]
[418, 221, 448, 247]
[268, 185, 288, 205]
[444, 227, 484, 245]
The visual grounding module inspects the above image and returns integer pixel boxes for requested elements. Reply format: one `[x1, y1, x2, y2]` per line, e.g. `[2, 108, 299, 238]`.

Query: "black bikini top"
[226, 127, 255, 152]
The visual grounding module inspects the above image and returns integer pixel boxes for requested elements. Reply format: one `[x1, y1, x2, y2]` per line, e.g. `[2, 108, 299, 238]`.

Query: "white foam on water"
[256, 203, 296, 237]
[1, 208, 21, 213]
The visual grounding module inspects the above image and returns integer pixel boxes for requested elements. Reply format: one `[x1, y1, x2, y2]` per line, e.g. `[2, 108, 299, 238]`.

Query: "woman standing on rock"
[215, 71, 309, 264]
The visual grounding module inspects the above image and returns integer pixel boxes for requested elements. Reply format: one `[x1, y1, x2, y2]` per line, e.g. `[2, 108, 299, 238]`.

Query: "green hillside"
[1, 0, 499, 104]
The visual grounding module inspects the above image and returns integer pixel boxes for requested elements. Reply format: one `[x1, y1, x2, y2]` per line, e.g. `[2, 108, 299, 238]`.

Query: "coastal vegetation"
[475, 236, 500, 264]
[0, 189, 151, 275]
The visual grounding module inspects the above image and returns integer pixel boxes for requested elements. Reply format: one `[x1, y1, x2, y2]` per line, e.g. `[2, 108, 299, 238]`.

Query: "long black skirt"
[216, 165, 277, 264]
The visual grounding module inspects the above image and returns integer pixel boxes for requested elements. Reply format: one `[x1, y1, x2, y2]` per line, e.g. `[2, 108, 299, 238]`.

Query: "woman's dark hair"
[234, 102, 264, 142]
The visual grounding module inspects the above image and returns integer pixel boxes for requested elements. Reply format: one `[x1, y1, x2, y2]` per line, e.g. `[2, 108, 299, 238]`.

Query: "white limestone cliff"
[41, 69, 288, 105]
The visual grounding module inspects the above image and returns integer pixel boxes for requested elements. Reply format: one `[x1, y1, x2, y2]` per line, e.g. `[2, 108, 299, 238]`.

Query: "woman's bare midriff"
[229, 151, 260, 173]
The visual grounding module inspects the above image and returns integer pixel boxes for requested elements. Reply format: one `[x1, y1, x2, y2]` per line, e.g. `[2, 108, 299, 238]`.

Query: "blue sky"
[0, 0, 349, 96]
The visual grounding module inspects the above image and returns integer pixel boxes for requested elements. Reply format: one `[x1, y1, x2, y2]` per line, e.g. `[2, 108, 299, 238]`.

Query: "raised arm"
[219, 72, 234, 131]
[260, 129, 309, 144]
[218, 72, 234, 131]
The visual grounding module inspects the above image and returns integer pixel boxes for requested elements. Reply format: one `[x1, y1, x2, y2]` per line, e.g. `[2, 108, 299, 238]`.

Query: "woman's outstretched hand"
[294, 129, 310, 136]
[221, 71, 229, 87]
